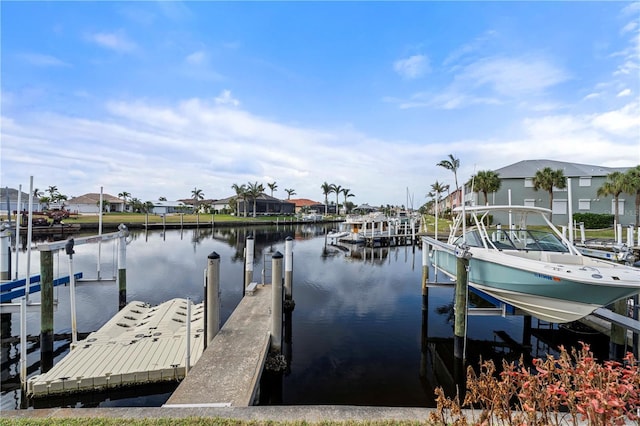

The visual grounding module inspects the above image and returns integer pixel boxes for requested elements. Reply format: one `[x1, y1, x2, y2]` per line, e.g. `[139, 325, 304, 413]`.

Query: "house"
[466, 159, 634, 226]
[288, 198, 324, 214]
[151, 200, 192, 215]
[0, 187, 44, 214]
[236, 193, 295, 215]
[66, 193, 125, 214]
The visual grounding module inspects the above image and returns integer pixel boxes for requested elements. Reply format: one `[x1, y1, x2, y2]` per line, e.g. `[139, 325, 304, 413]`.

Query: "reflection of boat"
[424, 205, 640, 324]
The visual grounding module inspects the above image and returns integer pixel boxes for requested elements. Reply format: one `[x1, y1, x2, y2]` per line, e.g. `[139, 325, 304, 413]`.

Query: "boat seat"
[540, 252, 583, 265]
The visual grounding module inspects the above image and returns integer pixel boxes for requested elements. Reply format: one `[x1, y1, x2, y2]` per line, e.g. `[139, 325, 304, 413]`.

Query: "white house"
[66, 193, 125, 214]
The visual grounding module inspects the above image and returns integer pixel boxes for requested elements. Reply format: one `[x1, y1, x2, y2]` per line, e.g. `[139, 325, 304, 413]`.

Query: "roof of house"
[67, 193, 123, 204]
[494, 159, 630, 179]
[288, 198, 322, 207]
[0, 187, 32, 201]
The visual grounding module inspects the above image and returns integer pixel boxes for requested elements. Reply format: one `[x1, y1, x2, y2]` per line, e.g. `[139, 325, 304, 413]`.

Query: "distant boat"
[328, 212, 397, 244]
[423, 205, 640, 324]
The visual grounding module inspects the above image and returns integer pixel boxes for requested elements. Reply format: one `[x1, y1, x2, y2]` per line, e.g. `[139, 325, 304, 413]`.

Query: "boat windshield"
[453, 228, 569, 253]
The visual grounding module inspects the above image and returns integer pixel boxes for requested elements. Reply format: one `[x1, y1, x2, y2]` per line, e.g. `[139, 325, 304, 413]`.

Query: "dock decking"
[165, 284, 272, 407]
[27, 298, 205, 396]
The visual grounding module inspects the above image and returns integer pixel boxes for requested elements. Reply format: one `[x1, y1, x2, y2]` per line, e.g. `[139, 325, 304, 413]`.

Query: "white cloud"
[19, 53, 70, 67]
[617, 88, 632, 97]
[214, 90, 240, 107]
[186, 51, 206, 65]
[393, 54, 429, 79]
[87, 31, 137, 52]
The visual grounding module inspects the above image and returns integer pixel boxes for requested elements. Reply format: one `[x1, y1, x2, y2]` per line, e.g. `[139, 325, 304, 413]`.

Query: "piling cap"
[285, 236, 293, 241]
[208, 251, 220, 259]
[272, 251, 283, 259]
[247, 234, 254, 240]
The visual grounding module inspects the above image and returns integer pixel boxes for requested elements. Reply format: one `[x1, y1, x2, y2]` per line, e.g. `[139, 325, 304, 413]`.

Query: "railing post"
[65, 238, 78, 347]
[244, 235, 254, 296]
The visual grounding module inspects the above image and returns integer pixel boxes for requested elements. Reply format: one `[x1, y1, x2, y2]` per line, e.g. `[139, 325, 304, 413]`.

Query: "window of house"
[578, 199, 591, 210]
[552, 199, 567, 215]
[524, 178, 533, 188]
[524, 199, 536, 207]
[579, 177, 591, 187]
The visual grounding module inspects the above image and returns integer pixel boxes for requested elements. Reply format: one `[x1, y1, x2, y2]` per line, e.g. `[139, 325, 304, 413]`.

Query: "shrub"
[573, 213, 614, 229]
[431, 343, 639, 426]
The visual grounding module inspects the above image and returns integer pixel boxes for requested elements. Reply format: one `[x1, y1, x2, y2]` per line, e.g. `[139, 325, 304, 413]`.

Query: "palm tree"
[470, 170, 501, 205]
[330, 184, 342, 214]
[118, 191, 131, 212]
[267, 182, 278, 197]
[284, 188, 296, 200]
[597, 171, 627, 226]
[246, 181, 264, 218]
[33, 188, 43, 199]
[437, 154, 461, 193]
[321, 182, 332, 215]
[532, 167, 566, 221]
[625, 165, 640, 227]
[47, 185, 59, 199]
[191, 187, 204, 211]
[429, 181, 449, 216]
[231, 183, 248, 217]
[159, 196, 167, 201]
[342, 188, 355, 214]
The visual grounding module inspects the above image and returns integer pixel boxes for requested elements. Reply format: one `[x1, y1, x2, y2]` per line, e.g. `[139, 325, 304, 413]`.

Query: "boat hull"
[431, 249, 637, 323]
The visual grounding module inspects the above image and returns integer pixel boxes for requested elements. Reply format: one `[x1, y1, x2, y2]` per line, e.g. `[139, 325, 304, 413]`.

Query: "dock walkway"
[165, 284, 272, 407]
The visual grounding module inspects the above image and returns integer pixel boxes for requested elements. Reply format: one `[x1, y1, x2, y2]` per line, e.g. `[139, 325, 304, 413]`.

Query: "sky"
[1, 1, 639, 208]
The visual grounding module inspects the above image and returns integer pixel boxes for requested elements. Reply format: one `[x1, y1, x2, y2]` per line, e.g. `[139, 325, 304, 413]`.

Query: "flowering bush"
[430, 343, 639, 426]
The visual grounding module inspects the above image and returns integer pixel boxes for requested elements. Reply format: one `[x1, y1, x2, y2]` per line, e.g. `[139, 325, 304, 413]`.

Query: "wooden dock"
[165, 284, 272, 407]
[27, 298, 205, 397]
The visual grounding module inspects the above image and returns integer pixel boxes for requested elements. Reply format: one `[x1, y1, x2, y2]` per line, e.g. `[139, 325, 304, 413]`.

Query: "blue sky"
[2, 1, 639, 207]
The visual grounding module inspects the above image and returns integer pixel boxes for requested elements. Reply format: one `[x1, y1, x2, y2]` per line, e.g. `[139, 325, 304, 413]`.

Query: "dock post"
[627, 225, 634, 248]
[284, 236, 293, 301]
[0, 222, 10, 281]
[40, 249, 54, 372]
[421, 239, 429, 295]
[609, 298, 628, 360]
[117, 224, 129, 310]
[65, 238, 78, 347]
[244, 235, 254, 296]
[206, 252, 220, 345]
[271, 251, 283, 352]
[454, 244, 471, 361]
[186, 297, 192, 374]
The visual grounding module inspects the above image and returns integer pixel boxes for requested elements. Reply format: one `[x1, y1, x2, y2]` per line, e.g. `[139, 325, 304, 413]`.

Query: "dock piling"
[271, 251, 283, 352]
[284, 236, 293, 301]
[454, 244, 471, 361]
[1, 222, 10, 281]
[40, 250, 54, 372]
[206, 252, 221, 345]
[244, 235, 254, 296]
[117, 224, 128, 310]
[421, 239, 429, 295]
[65, 238, 78, 347]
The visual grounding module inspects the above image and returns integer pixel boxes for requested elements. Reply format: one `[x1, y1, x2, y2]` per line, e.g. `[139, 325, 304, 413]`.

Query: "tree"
[284, 188, 296, 199]
[246, 181, 264, 218]
[330, 184, 342, 214]
[597, 171, 627, 226]
[159, 196, 167, 201]
[231, 183, 247, 217]
[625, 165, 640, 227]
[118, 191, 131, 212]
[321, 182, 332, 215]
[429, 181, 449, 216]
[267, 182, 278, 197]
[342, 188, 355, 214]
[437, 154, 461, 192]
[33, 188, 43, 199]
[533, 167, 566, 221]
[47, 185, 59, 200]
[191, 187, 204, 211]
[470, 170, 501, 205]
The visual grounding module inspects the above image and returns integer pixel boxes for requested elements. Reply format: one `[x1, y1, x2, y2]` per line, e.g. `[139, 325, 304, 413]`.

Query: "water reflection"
[1, 224, 611, 410]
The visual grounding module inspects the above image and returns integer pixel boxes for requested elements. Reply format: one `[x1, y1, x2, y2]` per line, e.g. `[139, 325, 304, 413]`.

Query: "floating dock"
[27, 298, 204, 396]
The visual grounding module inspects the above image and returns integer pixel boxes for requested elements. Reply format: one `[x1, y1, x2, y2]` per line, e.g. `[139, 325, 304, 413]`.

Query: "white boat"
[423, 205, 640, 323]
[328, 212, 397, 243]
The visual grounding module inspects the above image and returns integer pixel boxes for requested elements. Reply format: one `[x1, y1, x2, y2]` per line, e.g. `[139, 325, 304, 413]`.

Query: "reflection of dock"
[28, 298, 205, 397]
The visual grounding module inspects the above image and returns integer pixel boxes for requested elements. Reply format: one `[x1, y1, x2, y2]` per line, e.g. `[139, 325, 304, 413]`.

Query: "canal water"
[1, 223, 610, 410]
